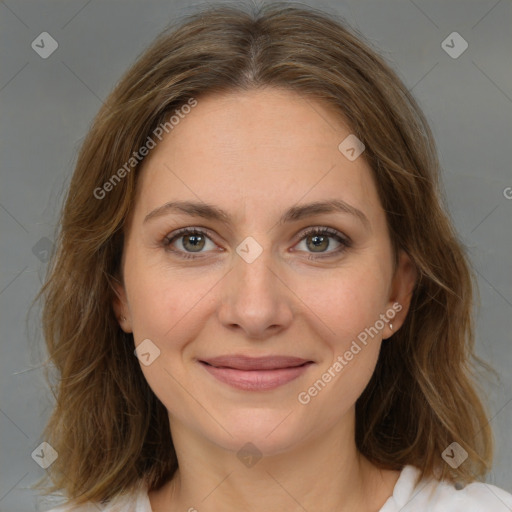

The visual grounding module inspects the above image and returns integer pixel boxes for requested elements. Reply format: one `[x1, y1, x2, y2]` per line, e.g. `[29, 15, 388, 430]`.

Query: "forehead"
[132, 88, 382, 228]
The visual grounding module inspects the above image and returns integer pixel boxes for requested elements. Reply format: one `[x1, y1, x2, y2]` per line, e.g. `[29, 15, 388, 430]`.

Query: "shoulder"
[428, 479, 512, 511]
[43, 480, 151, 512]
[456, 480, 512, 510]
[384, 465, 512, 512]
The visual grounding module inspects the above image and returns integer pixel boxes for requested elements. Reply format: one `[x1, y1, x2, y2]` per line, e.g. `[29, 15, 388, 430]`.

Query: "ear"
[112, 276, 133, 333]
[383, 250, 417, 339]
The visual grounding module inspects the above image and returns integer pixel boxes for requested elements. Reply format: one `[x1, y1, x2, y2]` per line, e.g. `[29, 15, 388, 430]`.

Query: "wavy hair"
[33, 1, 494, 506]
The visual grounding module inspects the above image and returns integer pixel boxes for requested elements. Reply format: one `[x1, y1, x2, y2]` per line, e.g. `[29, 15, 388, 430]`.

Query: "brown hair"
[34, 1, 494, 506]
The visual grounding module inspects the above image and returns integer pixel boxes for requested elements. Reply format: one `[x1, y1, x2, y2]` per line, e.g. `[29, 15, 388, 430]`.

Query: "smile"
[198, 355, 315, 391]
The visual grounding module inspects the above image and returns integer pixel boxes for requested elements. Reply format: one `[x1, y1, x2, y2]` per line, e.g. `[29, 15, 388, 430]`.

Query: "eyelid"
[295, 225, 351, 245]
[164, 226, 217, 243]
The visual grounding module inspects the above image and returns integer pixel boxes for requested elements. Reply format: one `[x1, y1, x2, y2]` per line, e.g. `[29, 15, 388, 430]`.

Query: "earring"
[121, 316, 126, 322]
[389, 323, 393, 331]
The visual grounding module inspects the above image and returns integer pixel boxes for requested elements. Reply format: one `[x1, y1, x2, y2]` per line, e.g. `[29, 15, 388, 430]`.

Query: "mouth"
[198, 355, 315, 391]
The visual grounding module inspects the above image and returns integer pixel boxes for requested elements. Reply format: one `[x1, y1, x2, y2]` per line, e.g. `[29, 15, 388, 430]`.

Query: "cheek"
[127, 278, 176, 340]
[127, 268, 211, 416]
[294, 258, 391, 343]
[124, 248, 213, 340]
[295, 268, 386, 416]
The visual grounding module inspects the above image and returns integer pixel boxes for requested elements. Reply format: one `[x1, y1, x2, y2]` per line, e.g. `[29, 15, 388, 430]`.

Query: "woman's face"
[114, 88, 416, 455]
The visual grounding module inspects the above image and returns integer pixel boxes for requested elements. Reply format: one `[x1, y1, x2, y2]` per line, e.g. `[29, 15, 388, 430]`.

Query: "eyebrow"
[143, 199, 370, 229]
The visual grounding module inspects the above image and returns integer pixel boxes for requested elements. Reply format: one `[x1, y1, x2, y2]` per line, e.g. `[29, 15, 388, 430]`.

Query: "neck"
[150, 409, 399, 512]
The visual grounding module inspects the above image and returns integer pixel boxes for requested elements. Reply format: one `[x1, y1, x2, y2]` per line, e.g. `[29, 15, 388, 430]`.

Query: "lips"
[200, 355, 312, 371]
[198, 355, 314, 391]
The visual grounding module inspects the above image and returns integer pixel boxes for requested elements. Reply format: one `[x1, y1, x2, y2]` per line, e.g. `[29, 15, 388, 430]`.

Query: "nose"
[217, 241, 294, 340]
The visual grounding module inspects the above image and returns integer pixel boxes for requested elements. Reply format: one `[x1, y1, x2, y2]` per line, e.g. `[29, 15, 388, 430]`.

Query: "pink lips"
[199, 355, 314, 391]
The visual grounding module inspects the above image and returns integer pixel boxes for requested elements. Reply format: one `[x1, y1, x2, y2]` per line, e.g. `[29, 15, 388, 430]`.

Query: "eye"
[162, 226, 351, 260]
[163, 227, 218, 260]
[293, 226, 351, 259]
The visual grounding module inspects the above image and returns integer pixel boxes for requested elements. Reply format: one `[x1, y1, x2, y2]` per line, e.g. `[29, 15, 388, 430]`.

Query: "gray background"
[1, 0, 511, 510]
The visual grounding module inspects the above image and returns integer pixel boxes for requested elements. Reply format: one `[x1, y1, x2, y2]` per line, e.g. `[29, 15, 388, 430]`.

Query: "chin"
[207, 407, 310, 457]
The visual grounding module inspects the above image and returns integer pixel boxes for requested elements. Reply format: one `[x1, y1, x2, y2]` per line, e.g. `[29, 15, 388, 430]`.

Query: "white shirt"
[45, 464, 512, 511]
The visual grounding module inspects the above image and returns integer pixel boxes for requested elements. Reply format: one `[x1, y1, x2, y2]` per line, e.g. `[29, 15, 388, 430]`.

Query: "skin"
[113, 87, 417, 512]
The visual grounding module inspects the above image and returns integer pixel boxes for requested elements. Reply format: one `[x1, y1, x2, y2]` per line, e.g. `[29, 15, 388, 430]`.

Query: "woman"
[36, 2, 512, 511]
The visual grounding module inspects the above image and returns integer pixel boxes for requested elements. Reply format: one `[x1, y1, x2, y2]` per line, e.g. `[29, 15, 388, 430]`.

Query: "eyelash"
[162, 226, 351, 260]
